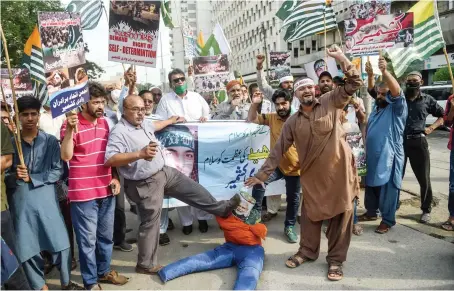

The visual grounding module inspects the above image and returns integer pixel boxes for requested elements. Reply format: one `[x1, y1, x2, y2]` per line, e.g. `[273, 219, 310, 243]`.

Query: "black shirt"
[405, 92, 444, 135]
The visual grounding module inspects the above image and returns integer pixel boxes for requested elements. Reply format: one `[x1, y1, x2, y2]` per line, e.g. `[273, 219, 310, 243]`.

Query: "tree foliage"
[136, 83, 155, 92]
[433, 66, 454, 82]
[1, 0, 63, 66]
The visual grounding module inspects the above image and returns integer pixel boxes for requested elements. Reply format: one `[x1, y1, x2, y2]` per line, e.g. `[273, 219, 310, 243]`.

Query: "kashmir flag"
[32, 81, 48, 105]
[21, 26, 46, 85]
[385, 0, 445, 78]
[279, 0, 337, 42]
[196, 31, 205, 56]
[66, 0, 103, 30]
[161, 0, 174, 29]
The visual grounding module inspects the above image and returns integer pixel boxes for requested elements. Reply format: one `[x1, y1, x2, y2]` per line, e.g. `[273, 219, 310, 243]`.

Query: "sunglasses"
[152, 93, 162, 97]
[172, 77, 185, 83]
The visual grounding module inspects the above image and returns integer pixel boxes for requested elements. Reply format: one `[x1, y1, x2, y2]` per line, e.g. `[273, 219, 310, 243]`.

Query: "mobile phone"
[110, 183, 117, 193]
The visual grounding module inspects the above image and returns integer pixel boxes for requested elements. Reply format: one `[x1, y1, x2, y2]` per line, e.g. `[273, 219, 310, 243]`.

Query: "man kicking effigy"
[158, 189, 266, 290]
[104, 95, 241, 275]
[246, 45, 362, 281]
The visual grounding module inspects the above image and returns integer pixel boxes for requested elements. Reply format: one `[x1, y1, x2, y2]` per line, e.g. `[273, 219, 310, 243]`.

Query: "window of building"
[188, 12, 196, 18]
[287, 42, 292, 51]
[258, 10, 261, 18]
[269, 2, 272, 11]
[312, 40, 317, 50]
[293, 47, 298, 58]
[273, 42, 276, 51]
[299, 40, 305, 51]
[270, 27, 273, 36]
[188, 3, 196, 10]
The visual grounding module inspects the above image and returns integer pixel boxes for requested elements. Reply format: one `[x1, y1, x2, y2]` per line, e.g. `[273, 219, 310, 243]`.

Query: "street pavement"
[45, 130, 454, 290]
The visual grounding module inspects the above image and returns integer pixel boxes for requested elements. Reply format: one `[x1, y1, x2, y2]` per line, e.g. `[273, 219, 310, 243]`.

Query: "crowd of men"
[1, 44, 453, 290]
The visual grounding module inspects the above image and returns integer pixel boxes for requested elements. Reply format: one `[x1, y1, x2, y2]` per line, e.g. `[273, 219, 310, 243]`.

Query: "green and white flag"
[385, 0, 445, 77]
[161, 0, 174, 29]
[200, 23, 231, 56]
[276, 0, 301, 21]
[66, 0, 103, 30]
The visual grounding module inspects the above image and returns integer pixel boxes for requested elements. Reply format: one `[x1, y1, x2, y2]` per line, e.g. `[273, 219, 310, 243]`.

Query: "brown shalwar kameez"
[256, 61, 362, 265]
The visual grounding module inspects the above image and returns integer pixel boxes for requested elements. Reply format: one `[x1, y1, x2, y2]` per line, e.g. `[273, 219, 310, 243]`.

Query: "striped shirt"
[60, 112, 112, 202]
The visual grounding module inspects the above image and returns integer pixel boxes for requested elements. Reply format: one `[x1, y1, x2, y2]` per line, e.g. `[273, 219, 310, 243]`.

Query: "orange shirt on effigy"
[216, 215, 267, 246]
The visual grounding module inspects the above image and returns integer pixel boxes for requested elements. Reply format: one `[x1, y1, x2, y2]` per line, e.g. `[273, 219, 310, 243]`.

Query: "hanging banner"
[38, 12, 89, 118]
[345, 13, 414, 56]
[108, 1, 160, 67]
[156, 122, 286, 208]
[304, 57, 339, 82]
[269, 51, 291, 88]
[0, 69, 33, 95]
[38, 12, 86, 72]
[348, 0, 391, 20]
[193, 54, 229, 75]
[194, 72, 230, 93]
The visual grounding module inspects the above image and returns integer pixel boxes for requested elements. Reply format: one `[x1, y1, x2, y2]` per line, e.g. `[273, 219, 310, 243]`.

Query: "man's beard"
[300, 96, 315, 106]
[88, 106, 103, 118]
[376, 99, 388, 108]
[320, 84, 333, 94]
[405, 84, 420, 100]
[277, 109, 291, 118]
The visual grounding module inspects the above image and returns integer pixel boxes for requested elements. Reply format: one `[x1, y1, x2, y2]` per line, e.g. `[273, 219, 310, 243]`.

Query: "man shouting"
[246, 45, 362, 281]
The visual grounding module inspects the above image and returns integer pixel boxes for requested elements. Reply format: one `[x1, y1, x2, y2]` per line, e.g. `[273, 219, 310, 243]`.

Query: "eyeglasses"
[125, 106, 146, 113]
[172, 77, 185, 83]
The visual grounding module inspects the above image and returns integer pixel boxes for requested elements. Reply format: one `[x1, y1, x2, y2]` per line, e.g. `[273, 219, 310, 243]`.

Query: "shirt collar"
[120, 117, 143, 131]
[298, 98, 320, 115]
[78, 112, 101, 126]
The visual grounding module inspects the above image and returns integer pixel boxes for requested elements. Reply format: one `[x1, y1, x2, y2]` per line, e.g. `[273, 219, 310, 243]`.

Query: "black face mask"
[376, 98, 388, 108]
[405, 82, 420, 99]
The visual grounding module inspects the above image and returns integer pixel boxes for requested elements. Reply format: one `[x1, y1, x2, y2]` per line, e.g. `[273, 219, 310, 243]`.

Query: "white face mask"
[110, 89, 121, 104]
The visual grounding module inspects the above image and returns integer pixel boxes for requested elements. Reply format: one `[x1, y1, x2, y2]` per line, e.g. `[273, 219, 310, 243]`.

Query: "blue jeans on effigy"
[158, 242, 264, 290]
[449, 148, 454, 217]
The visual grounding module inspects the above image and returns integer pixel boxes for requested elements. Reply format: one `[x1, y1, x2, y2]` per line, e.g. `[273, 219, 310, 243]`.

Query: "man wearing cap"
[246, 45, 362, 281]
[212, 80, 251, 120]
[149, 87, 163, 114]
[398, 71, 444, 223]
[318, 71, 334, 95]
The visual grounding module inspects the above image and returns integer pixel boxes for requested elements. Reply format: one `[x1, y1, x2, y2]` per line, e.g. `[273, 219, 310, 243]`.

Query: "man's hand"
[168, 116, 180, 124]
[256, 54, 265, 69]
[326, 45, 345, 61]
[66, 111, 78, 130]
[124, 67, 136, 87]
[424, 126, 435, 135]
[139, 142, 158, 160]
[199, 117, 207, 123]
[231, 98, 241, 107]
[177, 116, 187, 123]
[365, 60, 374, 76]
[244, 177, 265, 188]
[252, 93, 262, 104]
[16, 165, 30, 182]
[378, 56, 387, 73]
[350, 99, 360, 111]
[110, 178, 121, 195]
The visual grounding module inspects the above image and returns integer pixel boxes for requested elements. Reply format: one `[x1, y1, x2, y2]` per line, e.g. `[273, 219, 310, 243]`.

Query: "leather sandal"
[327, 264, 343, 281]
[285, 253, 311, 268]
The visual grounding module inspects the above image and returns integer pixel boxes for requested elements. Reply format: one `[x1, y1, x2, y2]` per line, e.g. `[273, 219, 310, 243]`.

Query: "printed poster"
[193, 54, 229, 75]
[343, 122, 367, 176]
[155, 122, 285, 208]
[304, 57, 339, 82]
[38, 12, 89, 118]
[38, 12, 86, 72]
[348, 0, 391, 20]
[108, 0, 160, 67]
[345, 13, 414, 55]
[0, 68, 33, 95]
[194, 72, 230, 93]
[269, 51, 291, 88]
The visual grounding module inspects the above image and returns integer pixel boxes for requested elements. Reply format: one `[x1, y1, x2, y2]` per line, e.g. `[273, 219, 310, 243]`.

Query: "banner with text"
[156, 122, 285, 208]
[193, 54, 229, 75]
[108, 1, 160, 67]
[269, 51, 291, 88]
[345, 13, 414, 55]
[1, 68, 33, 95]
[348, 0, 391, 20]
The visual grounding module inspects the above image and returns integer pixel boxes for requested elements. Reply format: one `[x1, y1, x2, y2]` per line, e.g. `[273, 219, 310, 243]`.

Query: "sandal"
[352, 224, 364, 236]
[327, 264, 343, 281]
[375, 222, 390, 234]
[441, 220, 454, 231]
[285, 253, 311, 268]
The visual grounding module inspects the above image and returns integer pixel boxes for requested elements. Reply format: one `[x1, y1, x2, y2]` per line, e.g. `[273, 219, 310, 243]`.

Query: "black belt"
[406, 133, 425, 139]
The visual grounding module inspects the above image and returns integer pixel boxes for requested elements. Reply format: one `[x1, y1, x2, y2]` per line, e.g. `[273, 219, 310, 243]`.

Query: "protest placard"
[269, 51, 291, 88]
[348, 0, 390, 20]
[193, 54, 229, 75]
[194, 72, 230, 93]
[345, 13, 414, 55]
[38, 12, 86, 73]
[108, 1, 160, 67]
[155, 122, 285, 208]
[1, 68, 33, 95]
[304, 57, 339, 82]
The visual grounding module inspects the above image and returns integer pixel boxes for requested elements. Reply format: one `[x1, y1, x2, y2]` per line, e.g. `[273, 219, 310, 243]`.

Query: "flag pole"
[378, 50, 382, 82]
[443, 47, 454, 94]
[0, 24, 24, 166]
[324, 11, 327, 71]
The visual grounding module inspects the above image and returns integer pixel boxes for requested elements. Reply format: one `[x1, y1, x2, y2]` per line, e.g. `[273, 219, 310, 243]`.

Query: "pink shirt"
[60, 113, 112, 202]
[444, 95, 454, 150]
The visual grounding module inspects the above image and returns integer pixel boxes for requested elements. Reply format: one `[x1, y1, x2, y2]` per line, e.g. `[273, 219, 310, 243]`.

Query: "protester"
[212, 80, 251, 120]
[249, 83, 272, 114]
[104, 94, 241, 275]
[0, 101, 16, 134]
[256, 54, 296, 110]
[318, 71, 334, 95]
[149, 86, 162, 114]
[158, 191, 266, 290]
[246, 45, 362, 281]
[60, 82, 129, 289]
[1, 122, 31, 290]
[247, 89, 300, 243]
[104, 84, 122, 125]
[39, 100, 66, 140]
[5, 96, 82, 290]
[240, 84, 249, 102]
[442, 94, 454, 231]
[155, 68, 212, 235]
[359, 57, 407, 234]
[398, 71, 444, 223]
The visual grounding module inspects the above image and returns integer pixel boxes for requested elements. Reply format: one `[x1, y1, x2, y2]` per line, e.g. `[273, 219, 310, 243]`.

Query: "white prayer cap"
[279, 75, 294, 84]
[149, 86, 161, 92]
[294, 78, 315, 91]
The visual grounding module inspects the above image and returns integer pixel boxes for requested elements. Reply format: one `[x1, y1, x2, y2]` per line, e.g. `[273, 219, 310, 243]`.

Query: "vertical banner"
[269, 51, 291, 88]
[182, 19, 196, 58]
[108, 1, 160, 67]
[304, 57, 339, 82]
[155, 122, 285, 208]
[38, 12, 89, 118]
[193, 54, 230, 93]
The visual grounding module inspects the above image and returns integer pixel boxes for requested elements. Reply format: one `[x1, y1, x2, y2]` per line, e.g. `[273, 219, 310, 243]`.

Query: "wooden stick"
[443, 47, 454, 94]
[378, 50, 383, 82]
[0, 24, 24, 166]
[1, 86, 21, 156]
[122, 63, 126, 72]
[324, 12, 327, 71]
[337, 28, 343, 48]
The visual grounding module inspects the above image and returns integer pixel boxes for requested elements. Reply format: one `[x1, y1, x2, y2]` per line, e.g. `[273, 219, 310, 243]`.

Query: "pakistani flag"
[196, 31, 205, 56]
[279, 0, 337, 42]
[66, 0, 103, 30]
[161, 0, 174, 29]
[200, 23, 231, 56]
[385, 0, 445, 77]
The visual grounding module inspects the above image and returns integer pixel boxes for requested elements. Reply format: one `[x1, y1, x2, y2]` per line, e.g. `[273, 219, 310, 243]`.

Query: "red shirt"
[60, 113, 112, 202]
[444, 95, 454, 150]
